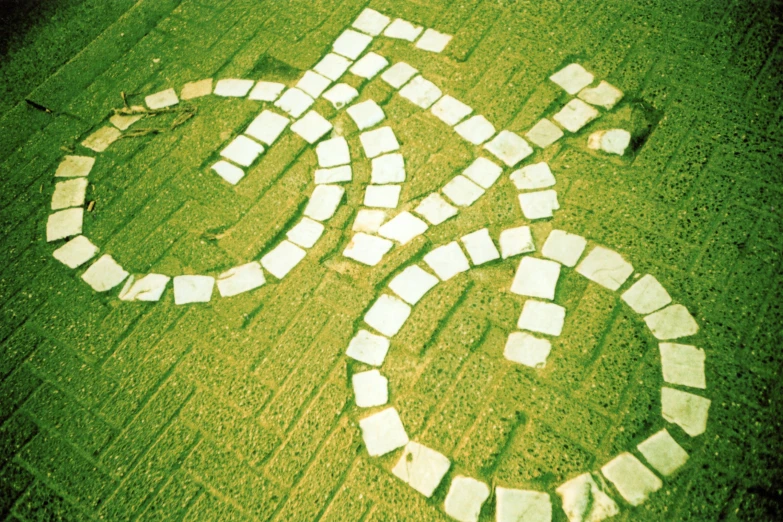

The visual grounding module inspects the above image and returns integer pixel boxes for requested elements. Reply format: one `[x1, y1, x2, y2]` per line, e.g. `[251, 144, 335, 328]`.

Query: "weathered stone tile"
[444, 476, 490, 522]
[416, 28, 452, 53]
[661, 387, 710, 437]
[212, 160, 245, 185]
[588, 129, 630, 155]
[81, 126, 121, 152]
[461, 228, 500, 265]
[517, 300, 566, 336]
[145, 88, 179, 109]
[173, 275, 214, 304]
[423, 241, 470, 280]
[359, 408, 408, 457]
[118, 273, 170, 302]
[504, 331, 551, 368]
[261, 240, 307, 279]
[53, 235, 98, 269]
[274, 87, 315, 118]
[347, 99, 385, 130]
[442, 175, 484, 206]
[47, 208, 83, 242]
[82, 255, 129, 292]
[360, 126, 400, 158]
[644, 304, 699, 340]
[601, 453, 662, 506]
[659, 342, 706, 389]
[556, 473, 619, 522]
[578, 80, 623, 109]
[388, 265, 439, 305]
[346, 329, 390, 366]
[499, 226, 535, 258]
[496, 488, 551, 522]
[220, 135, 264, 167]
[484, 131, 533, 167]
[333, 29, 372, 60]
[637, 429, 689, 477]
[55, 155, 95, 178]
[109, 112, 143, 131]
[510, 162, 556, 190]
[352, 8, 391, 36]
[621, 274, 671, 314]
[384, 19, 423, 41]
[575, 246, 633, 290]
[549, 63, 594, 94]
[296, 71, 332, 98]
[315, 165, 352, 184]
[364, 185, 401, 208]
[245, 110, 290, 146]
[248, 81, 285, 102]
[181, 78, 213, 100]
[392, 441, 450, 497]
[364, 294, 411, 337]
[286, 217, 325, 248]
[399, 76, 442, 109]
[553, 99, 599, 133]
[510, 256, 560, 299]
[526, 118, 564, 148]
[304, 184, 344, 221]
[343, 232, 393, 265]
[454, 115, 496, 145]
[314, 53, 353, 81]
[431, 95, 472, 126]
[216, 262, 266, 297]
[352, 209, 386, 233]
[322, 83, 359, 109]
[463, 157, 502, 189]
[214, 79, 254, 97]
[371, 153, 405, 184]
[291, 110, 333, 144]
[352, 369, 388, 408]
[541, 229, 586, 267]
[377, 211, 427, 245]
[414, 192, 458, 225]
[381, 62, 418, 88]
[518, 190, 559, 219]
[51, 178, 87, 210]
[350, 52, 389, 79]
[316, 136, 350, 167]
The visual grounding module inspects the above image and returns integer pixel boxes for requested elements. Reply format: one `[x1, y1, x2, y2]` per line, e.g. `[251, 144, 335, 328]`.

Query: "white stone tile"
[119, 274, 170, 302]
[145, 88, 179, 109]
[248, 81, 285, 102]
[220, 135, 264, 167]
[304, 184, 344, 221]
[352, 8, 391, 36]
[365, 294, 411, 337]
[510, 162, 555, 190]
[291, 110, 333, 144]
[173, 275, 214, 304]
[314, 53, 353, 81]
[274, 88, 314, 118]
[217, 262, 266, 297]
[621, 274, 672, 314]
[414, 192, 458, 225]
[496, 488, 552, 522]
[541, 229, 586, 267]
[454, 115, 496, 145]
[322, 83, 359, 109]
[601, 453, 662, 507]
[347, 99, 385, 130]
[504, 331, 551, 368]
[549, 63, 594, 94]
[214, 78, 254, 97]
[212, 160, 245, 185]
[526, 118, 564, 148]
[378, 211, 427, 245]
[352, 370, 388, 408]
[517, 300, 566, 336]
[399, 76, 442, 109]
[424, 241, 470, 281]
[47, 208, 83, 242]
[296, 71, 332, 98]
[82, 126, 121, 152]
[51, 178, 87, 210]
[350, 52, 389, 79]
[315, 165, 352, 184]
[352, 209, 386, 233]
[553, 98, 600, 133]
[245, 110, 290, 146]
[110, 112, 143, 131]
[518, 190, 559, 220]
[444, 476, 490, 522]
[431, 95, 472, 126]
[575, 246, 633, 290]
[384, 19, 423, 41]
[286, 217, 325, 248]
[499, 226, 535, 259]
[181, 78, 213, 100]
[333, 29, 372, 59]
[360, 126, 400, 158]
[484, 130, 533, 167]
[661, 387, 710, 437]
[579, 80, 623, 110]
[389, 265, 439, 305]
[260, 240, 307, 279]
[393, 441, 450, 497]
[53, 235, 98, 268]
[645, 304, 699, 340]
[556, 473, 619, 522]
[82, 255, 129, 292]
[55, 155, 95, 178]
[346, 329, 390, 366]
[359, 408, 409, 457]
[461, 228, 500, 265]
[442, 175, 484, 206]
[343, 232, 394, 266]
[416, 28, 452, 53]
[371, 153, 405, 183]
[637, 429, 689, 477]
[511, 256, 560, 299]
[462, 157, 502, 189]
[588, 129, 631, 155]
[659, 342, 706, 389]
[364, 185, 401, 208]
[316, 136, 350, 167]
[381, 62, 418, 88]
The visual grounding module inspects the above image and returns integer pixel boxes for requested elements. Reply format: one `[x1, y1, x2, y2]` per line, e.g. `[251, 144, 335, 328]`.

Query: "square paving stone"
[499, 226, 535, 258]
[511, 256, 560, 299]
[291, 110, 333, 143]
[384, 19, 423, 41]
[220, 135, 264, 167]
[496, 488, 552, 522]
[304, 184, 344, 221]
[463, 157, 502, 189]
[346, 329, 390, 366]
[109, 112, 143, 131]
[352, 370, 389, 408]
[53, 235, 98, 268]
[504, 331, 551, 368]
[359, 408, 409, 457]
[378, 211, 427, 244]
[316, 136, 350, 167]
[82, 126, 121, 152]
[510, 162, 556, 190]
[549, 63, 594, 94]
[296, 71, 332, 98]
[526, 118, 564, 148]
[261, 240, 306, 279]
[424, 242, 470, 280]
[245, 110, 290, 146]
[661, 387, 711, 437]
[82, 255, 129, 292]
[575, 246, 633, 290]
[621, 274, 672, 314]
[461, 228, 500, 265]
[181, 78, 212, 100]
[274, 88, 314, 118]
[322, 83, 359, 109]
[553, 99, 600, 133]
[392, 441, 450, 497]
[517, 300, 566, 336]
[360, 126, 400, 157]
[578, 80, 623, 110]
[414, 192, 458, 225]
[484, 130, 533, 167]
[286, 217, 325, 248]
[347, 99, 385, 130]
[371, 153, 405, 183]
[454, 115, 496, 145]
[212, 160, 244, 185]
[388, 265, 439, 305]
[118, 274, 170, 302]
[541, 229, 586, 267]
[217, 262, 266, 297]
[47, 208, 83, 242]
[314, 53, 353, 81]
[248, 81, 285, 101]
[145, 88, 178, 109]
[659, 342, 706, 389]
[364, 294, 411, 337]
[637, 429, 689, 477]
[364, 185, 401, 208]
[172, 275, 214, 304]
[352, 209, 386, 233]
[343, 232, 394, 266]
[352, 8, 390, 35]
[444, 476, 490, 522]
[333, 29, 372, 59]
[350, 52, 389, 79]
[214, 79, 254, 97]
[416, 28, 452, 52]
[431, 95, 473, 126]
[518, 190, 559, 219]
[381, 62, 418, 88]
[399, 76, 442, 109]
[442, 175, 484, 206]
[643, 304, 699, 340]
[556, 473, 619, 522]
[315, 165, 352, 184]
[601, 453, 662, 507]
[55, 155, 95, 178]
[51, 178, 87, 210]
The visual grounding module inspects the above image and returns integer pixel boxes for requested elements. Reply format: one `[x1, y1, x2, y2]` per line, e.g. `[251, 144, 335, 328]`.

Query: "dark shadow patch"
[250, 55, 302, 82]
